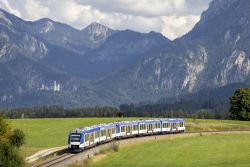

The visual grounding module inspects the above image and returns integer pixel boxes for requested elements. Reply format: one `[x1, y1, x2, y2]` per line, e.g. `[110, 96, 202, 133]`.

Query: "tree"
[9, 129, 25, 149]
[0, 141, 24, 167]
[230, 88, 250, 121]
[0, 115, 10, 140]
[0, 115, 25, 167]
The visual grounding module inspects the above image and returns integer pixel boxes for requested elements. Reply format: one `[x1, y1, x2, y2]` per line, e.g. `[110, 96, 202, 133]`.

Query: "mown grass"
[9, 118, 250, 157]
[90, 133, 250, 167]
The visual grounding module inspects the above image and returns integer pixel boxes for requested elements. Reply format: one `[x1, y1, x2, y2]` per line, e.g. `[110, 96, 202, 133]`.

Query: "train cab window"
[71, 133, 81, 142]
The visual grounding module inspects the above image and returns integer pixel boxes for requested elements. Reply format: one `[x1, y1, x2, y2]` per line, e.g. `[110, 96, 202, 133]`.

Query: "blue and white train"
[68, 119, 185, 152]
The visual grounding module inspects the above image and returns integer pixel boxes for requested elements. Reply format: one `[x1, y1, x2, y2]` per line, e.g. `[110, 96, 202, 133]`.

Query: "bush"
[9, 129, 25, 149]
[0, 115, 25, 167]
[0, 141, 24, 167]
[111, 142, 120, 152]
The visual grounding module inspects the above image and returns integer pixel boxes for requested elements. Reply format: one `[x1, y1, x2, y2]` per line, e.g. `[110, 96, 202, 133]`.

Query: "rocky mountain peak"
[185, 0, 249, 39]
[35, 18, 55, 34]
[82, 22, 115, 45]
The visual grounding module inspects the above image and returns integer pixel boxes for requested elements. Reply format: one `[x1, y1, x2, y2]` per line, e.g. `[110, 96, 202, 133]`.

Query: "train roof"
[160, 119, 184, 122]
[98, 123, 117, 129]
[116, 120, 139, 126]
[70, 119, 185, 134]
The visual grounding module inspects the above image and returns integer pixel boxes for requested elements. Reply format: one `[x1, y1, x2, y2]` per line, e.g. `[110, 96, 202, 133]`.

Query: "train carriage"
[138, 120, 162, 134]
[68, 118, 185, 152]
[161, 119, 185, 133]
[98, 123, 117, 142]
[117, 121, 139, 137]
[82, 126, 100, 147]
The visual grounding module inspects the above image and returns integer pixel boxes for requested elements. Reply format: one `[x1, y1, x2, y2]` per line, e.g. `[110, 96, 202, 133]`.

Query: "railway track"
[35, 153, 76, 167]
[34, 130, 250, 167]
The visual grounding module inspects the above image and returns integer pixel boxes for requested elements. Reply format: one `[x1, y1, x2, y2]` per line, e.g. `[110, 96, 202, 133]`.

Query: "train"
[68, 119, 185, 152]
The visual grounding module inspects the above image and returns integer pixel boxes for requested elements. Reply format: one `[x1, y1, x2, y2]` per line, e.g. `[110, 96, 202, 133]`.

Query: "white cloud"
[161, 15, 200, 39]
[0, 0, 21, 17]
[0, 0, 212, 40]
[78, 0, 187, 17]
[24, 0, 49, 20]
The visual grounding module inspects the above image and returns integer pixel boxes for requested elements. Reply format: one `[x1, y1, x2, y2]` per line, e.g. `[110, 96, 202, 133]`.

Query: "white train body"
[68, 119, 185, 152]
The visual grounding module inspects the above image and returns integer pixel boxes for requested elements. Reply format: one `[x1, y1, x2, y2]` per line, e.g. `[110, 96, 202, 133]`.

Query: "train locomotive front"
[68, 129, 84, 152]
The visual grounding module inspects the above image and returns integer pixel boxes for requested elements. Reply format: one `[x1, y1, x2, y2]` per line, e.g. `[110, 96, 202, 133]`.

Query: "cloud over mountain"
[0, 0, 211, 39]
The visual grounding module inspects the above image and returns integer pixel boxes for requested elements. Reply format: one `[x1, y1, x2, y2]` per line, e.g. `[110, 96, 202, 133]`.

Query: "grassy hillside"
[90, 134, 250, 167]
[9, 118, 250, 157]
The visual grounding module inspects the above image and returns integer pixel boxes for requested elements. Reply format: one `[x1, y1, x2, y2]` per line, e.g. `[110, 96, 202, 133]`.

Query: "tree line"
[119, 88, 249, 120]
[0, 106, 123, 119]
[119, 102, 230, 120]
[0, 88, 248, 121]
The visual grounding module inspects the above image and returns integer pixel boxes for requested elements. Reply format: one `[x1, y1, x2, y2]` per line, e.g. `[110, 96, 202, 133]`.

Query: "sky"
[0, 0, 212, 40]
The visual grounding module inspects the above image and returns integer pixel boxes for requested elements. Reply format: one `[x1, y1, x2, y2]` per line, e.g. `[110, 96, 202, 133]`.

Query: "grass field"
[89, 133, 250, 167]
[9, 118, 136, 156]
[9, 118, 250, 157]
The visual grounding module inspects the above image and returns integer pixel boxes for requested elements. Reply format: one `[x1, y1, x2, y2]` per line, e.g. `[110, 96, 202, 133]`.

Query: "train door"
[107, 128, 112, 139]
[126, 125, 132, 135]
[94, 131, 100, 143]
[111, 128, 116, 138]
[84, 133, 89, 146]
[121, 126, 125, 136]
[132, 124, 139, 134]
[100, 129, 107, 141]
[148, 123, 153, 132]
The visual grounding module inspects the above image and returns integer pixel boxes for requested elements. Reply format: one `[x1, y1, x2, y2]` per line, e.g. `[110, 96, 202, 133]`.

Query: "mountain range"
[0, 0, 250, 108]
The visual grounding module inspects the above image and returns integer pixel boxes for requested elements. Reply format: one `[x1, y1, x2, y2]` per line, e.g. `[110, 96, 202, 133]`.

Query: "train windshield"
[70, 133, 81, 142]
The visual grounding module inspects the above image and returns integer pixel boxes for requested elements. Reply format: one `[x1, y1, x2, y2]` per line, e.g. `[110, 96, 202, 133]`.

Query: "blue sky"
[0, 0, 212, 39]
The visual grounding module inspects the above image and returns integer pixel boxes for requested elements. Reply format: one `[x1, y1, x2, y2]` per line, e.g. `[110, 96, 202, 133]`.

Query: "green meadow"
[9, 118, 250, 157]
[90, 133, 250, 167]
[10, 117, 136, 156]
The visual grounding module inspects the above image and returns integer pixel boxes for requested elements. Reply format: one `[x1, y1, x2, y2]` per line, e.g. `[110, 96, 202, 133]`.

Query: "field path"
[32, 130, 250, 167]
[26, 146, 67, 163]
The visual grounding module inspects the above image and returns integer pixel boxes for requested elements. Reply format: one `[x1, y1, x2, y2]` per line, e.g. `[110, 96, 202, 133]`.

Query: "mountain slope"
[95, 0, 250, 104]
[0, 8, 170, 107]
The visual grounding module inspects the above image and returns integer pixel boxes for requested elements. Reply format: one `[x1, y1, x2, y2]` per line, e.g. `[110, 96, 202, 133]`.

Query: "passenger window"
[84, 134, 89, 142]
